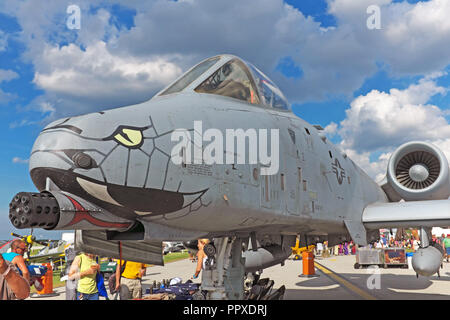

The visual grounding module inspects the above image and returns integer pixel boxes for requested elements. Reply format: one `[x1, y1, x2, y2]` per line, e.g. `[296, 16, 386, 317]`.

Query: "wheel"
[354, 263, 360, 269]
[192, 292, 205, 300]
[203, 243, 216, 258]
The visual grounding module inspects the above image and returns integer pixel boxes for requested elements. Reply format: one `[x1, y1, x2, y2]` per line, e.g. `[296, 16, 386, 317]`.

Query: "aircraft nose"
[26, 99, 214, 221]
[29, 133, 68, 191]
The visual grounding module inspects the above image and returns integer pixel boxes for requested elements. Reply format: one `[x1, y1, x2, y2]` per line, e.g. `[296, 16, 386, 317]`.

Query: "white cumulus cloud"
[333, 74, 450, 179]
[0, 69, 19, 83]
[32, 41, 182, 117]
[2, 0, 450, 128]
[12, 157, 29, 164]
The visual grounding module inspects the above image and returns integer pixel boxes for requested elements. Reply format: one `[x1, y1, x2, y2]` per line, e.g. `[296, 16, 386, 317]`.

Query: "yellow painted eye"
[114, 128, 143, 148]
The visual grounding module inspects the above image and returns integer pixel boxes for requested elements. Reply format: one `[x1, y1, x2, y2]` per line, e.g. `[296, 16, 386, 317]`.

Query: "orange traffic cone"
[299, 251, 319, 278]
[37, 263, 54, 295]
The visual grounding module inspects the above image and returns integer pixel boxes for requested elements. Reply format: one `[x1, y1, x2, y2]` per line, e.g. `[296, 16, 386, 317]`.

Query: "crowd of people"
[66, 251, 147, 300]
[0, 237, 211, 301]
[314, 234, 450, 260]
[0, 238, 151, 300]
[314, 241, 358, 257]
[369, 235, 420, 251]
[370, 233, 450, 253]
[4, 233, 450, 300]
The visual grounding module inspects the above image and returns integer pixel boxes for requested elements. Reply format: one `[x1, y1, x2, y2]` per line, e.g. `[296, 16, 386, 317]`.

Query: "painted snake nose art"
[30, 115, 209, 220]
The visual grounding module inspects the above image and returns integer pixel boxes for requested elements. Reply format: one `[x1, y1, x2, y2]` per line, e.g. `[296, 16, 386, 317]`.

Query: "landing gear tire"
[192, 291, 206, 300]
[203, 243, 216, 258]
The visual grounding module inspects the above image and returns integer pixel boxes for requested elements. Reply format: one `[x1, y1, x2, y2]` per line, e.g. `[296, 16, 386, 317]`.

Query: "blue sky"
[0, 0, 450, 239]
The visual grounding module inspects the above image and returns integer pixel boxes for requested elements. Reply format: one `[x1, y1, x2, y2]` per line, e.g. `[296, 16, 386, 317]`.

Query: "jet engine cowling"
[386, 142, 450, 201]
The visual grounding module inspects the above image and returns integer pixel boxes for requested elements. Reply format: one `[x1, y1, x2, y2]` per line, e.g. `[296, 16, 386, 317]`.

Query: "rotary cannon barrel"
[9, 192, 60, 230]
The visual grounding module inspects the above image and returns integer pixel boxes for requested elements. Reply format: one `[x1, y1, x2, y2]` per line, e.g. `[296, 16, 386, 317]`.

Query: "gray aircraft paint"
[29, 91, 386, 236]
[10, 55, 450, 279]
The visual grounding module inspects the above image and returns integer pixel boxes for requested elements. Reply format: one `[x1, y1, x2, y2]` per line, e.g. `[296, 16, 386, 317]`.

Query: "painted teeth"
[76, 177, 123, 207]
[135, 211, 153, 216]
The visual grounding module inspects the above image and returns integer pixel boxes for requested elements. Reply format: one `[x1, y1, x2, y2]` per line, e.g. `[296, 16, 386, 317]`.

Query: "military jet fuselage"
[9, 55, 450, 290]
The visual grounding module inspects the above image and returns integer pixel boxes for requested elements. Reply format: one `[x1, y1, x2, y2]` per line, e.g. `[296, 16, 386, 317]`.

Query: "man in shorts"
[115, 260, 147, 300]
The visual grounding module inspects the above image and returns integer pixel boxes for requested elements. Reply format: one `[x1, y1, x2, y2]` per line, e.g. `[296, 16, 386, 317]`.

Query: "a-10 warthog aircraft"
[9, 54, 450, 299]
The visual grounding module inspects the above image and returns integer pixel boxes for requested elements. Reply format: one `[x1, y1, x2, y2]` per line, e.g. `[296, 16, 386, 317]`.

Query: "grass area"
[163, 251, 190, 263]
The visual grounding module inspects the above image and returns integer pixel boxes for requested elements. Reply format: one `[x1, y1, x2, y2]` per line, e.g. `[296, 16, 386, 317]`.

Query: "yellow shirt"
[121, 261, 146, 279]
[77, 254, 98, 294]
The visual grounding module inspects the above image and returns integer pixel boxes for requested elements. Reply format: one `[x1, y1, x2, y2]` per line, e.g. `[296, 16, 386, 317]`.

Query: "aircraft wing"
[0, 241, 12, 254]
[28, 252, 65, 263]
[363, 199, 450, 229]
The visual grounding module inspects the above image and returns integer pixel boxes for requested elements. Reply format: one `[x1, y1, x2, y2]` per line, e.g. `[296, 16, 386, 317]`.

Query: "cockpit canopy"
[159, 55, 290, 111]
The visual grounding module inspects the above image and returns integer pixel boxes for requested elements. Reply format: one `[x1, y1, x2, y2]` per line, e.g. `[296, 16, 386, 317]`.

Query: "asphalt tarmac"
[27, 254, 450, 300]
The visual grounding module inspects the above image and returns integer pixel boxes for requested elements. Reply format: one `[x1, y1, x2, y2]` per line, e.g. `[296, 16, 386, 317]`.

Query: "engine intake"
[387, 142, 450, 201]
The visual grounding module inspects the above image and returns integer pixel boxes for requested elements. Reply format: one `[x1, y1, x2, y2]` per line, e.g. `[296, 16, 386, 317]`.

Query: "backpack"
[96, 272, 108, 299]
[108, 261, 127, 294]
[79, 254, 109, 299]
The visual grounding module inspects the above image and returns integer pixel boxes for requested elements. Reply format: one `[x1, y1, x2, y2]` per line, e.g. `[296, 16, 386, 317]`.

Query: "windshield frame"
[247, 62, 290, 111]
[194, 58, 262, 105]
[158, 56, 221, 97]
[155, 55, 291, 112]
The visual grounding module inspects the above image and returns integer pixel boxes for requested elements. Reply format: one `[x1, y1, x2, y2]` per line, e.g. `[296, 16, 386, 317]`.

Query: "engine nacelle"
[386, 141, 450, 201]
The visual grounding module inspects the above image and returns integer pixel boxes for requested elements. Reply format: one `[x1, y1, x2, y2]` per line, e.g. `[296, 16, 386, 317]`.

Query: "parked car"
[163, 242, 185, 255]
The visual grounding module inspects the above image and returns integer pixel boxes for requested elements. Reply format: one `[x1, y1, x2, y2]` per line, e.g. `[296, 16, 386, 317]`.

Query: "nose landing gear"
[199, 237, 286, 300]
[200, 237, 246, 300]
